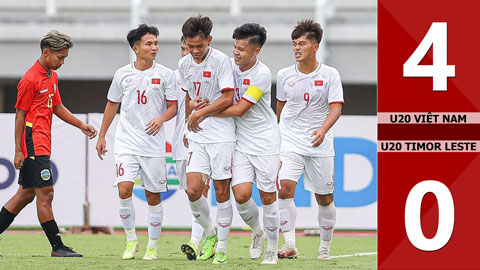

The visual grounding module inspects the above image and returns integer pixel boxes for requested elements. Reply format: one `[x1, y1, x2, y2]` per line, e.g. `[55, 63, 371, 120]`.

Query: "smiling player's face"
[134, 34, 159, 61]
[233, 39, 259, 68]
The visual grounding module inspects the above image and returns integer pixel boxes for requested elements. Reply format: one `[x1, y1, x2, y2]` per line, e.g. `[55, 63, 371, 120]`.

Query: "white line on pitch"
[330, 251, 377, 259]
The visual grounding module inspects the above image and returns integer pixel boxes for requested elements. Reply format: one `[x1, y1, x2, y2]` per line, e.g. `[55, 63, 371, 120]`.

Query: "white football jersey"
[107, 62, 177, 157]
[172, 69, 188, 160]
[232, 59, 280, 155]
[178, 47, 236, 143]
[276, 63, 344, 157]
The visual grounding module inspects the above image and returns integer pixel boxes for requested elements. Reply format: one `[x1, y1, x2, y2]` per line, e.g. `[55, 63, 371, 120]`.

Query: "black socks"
[0, 207, 16, 235]
[40, 219, 64, 250]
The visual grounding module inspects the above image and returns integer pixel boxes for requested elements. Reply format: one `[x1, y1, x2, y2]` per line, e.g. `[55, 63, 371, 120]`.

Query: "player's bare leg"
[0, 186, 36, 252]
[118, 181, 138, 260]
[278, 180, 299, 259]
[315, 193, 335, 260]
[35, 185, 82, 257]
[143, 190, 162, 260]
[233, 183, 265, 259]
[187, 172, 217, 260]
[212, 179, 232, 264]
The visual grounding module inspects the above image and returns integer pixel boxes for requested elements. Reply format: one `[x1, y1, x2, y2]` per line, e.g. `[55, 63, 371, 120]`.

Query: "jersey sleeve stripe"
[329, 101, 345, 105]
[241, 97, 255, 105]
[221, 87, 234, 92]
[166, 99, 178, 102]
[277, 99, 287, 103]
[181, 88, 188, 92]
[107, 98, 120, 104]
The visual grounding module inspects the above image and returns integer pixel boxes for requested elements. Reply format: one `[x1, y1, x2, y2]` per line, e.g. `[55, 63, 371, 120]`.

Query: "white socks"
[147, 203, 163, 249]
[263, 200, 280, 251]
[236, 198, 264, 236]
[189, 196, 216, 236]
[216, 200, 233, 253]
[318, 201, 336, 250]
[279, 198, 296, 247]
[190, 214, 205, 249]
[119, 197, 137, 241]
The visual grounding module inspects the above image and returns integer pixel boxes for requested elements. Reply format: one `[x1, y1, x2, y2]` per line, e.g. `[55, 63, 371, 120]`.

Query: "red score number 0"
[402, 22, 456, 251]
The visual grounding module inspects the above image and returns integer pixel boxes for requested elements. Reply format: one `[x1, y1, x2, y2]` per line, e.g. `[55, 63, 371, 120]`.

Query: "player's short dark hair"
[127, 24, 159, 48]
[232, 23, 267, 48]
[181, 35, 185, 43]
[291, 20, 323, 44]
[182, 15, 213, 39]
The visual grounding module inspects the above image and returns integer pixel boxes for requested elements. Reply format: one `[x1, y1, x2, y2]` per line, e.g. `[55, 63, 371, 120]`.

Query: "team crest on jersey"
[152, 78, 161, 84]
[203, 71, 211, 78]
[53, 84, 57, 93]
[315, 80, 323, 86]
[40, 169, 51, 181]
[287, 82, 295, 87]
[243, 79, 250, 85]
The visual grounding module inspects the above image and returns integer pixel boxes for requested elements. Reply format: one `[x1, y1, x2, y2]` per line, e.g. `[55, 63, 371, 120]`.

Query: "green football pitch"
[0, 232, 376, 269]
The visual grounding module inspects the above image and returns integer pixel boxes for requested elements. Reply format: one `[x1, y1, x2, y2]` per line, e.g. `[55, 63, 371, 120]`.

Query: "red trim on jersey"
[277, 99, 287, 103]
[329, 101, 344, 105]
[107, 98, 120, 104]
[181, 88, 188, 92]
[166, 99, 178, 102]
[241, 97, 255, 105]
[221, 88, 234, 92]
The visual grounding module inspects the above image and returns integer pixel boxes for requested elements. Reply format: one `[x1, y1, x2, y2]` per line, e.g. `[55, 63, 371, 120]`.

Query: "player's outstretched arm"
[13, 109, 27, 169]
[53, 103, 97, 139]
[311, 103, 343, 147]
[96, 101, 120, 160]
[187, 90, 234, 132]
[145, 101, 177, 136]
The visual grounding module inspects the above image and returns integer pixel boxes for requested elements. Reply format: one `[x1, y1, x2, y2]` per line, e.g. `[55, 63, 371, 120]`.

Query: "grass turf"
[0, 233, 376, 269]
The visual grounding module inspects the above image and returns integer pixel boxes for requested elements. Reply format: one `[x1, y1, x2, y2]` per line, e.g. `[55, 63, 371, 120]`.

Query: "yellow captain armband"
[245, 85, 264, 101]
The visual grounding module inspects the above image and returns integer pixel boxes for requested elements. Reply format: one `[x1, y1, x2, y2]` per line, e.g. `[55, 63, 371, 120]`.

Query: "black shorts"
[18, 155, 53, 189]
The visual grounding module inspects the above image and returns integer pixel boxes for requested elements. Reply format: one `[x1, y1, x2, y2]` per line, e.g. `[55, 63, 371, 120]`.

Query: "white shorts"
[186, 141, 235, 180]
[176, 159, 211, 190]
[114, 153, 167, 193]
[232, 151, 280, 193]
[278, 152, 334, 195]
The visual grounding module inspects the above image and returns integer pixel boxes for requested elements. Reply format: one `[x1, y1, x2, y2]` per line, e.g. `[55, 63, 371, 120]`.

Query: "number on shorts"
[187, 152, 193, 166]
[117, 163, 124, 177]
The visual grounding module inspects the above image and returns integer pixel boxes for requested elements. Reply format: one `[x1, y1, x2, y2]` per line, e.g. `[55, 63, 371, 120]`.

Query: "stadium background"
[0, 0, 377, 230]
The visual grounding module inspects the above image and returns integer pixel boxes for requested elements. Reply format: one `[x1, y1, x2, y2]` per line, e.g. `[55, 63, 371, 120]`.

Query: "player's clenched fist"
[13, 151, 24, 169]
